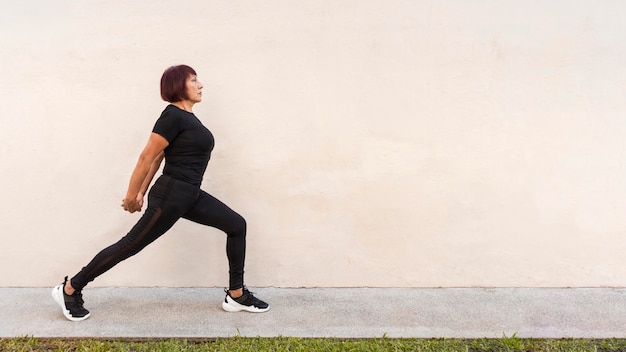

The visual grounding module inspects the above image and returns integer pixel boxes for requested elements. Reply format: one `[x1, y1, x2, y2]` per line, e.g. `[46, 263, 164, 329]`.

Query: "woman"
[52, 65, 269, 321]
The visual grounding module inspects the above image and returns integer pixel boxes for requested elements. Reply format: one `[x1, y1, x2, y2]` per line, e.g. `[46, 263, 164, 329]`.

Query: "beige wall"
[1, 1, 625, 288]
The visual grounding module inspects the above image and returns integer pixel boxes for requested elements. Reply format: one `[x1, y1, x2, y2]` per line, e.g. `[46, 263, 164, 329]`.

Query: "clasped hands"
[121, 193, 144, 213]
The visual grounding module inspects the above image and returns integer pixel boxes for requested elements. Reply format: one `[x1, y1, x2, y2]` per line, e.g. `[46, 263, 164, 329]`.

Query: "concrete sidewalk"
[1, 287, 625, 339]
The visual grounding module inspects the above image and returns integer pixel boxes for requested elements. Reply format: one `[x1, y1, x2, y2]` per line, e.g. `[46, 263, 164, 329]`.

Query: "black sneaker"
[51, 276, 91, 321]
[222, 287, 270, 313]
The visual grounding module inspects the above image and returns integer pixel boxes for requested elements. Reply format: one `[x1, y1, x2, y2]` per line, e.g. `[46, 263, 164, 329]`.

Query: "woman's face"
[185, 75, 203, 103]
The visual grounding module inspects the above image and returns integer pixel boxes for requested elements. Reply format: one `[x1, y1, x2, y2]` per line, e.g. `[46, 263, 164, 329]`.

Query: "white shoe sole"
[222, 296, 270, 313]
[51, 284, 90, 322]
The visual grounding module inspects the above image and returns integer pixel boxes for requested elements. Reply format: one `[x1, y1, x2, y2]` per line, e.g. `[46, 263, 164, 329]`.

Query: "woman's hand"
[121, 193, 144, 213]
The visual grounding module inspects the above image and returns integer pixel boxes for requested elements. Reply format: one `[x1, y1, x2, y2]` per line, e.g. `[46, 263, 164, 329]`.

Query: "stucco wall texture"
[1, 1, 625, 288]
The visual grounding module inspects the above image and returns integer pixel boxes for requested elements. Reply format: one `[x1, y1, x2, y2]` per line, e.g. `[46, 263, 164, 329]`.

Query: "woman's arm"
[121, 133, 169, 213]
[139, 151, 165, 196]
[133, 151, 165, 210]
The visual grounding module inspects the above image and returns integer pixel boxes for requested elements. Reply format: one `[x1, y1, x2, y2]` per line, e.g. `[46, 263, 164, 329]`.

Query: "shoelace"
[242, 288, 265, 305]
[69, 290, 85, 306]
[75, 291, 85, 305]
[227, 286, 264, 304]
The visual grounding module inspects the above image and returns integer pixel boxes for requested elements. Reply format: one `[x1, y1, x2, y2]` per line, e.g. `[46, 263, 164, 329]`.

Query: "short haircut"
[160, 65, 197, 103]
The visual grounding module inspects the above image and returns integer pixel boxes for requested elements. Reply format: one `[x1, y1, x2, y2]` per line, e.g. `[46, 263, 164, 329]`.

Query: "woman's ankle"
[228, 288, 243, 298]
[64, 279, 76, 296]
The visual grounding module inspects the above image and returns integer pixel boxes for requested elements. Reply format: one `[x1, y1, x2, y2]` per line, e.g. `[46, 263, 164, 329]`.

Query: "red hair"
[160, 65, 197, 102]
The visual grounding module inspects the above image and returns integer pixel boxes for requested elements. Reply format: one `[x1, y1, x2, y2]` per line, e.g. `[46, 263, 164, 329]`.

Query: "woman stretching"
[52, 65, 269, 321]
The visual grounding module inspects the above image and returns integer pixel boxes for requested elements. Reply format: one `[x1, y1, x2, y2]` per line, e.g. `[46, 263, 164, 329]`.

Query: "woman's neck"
[173, 100, 194, 113]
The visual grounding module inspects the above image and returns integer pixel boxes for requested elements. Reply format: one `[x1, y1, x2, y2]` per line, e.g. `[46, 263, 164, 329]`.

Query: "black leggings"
[70, 175, 246, 291]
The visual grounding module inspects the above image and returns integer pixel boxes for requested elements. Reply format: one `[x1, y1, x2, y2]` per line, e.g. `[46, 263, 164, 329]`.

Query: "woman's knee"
[227, 213, 246, 237]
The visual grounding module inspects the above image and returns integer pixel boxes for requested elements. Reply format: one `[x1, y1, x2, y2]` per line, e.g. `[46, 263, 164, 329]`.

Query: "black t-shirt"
[152, 104, 215, 186]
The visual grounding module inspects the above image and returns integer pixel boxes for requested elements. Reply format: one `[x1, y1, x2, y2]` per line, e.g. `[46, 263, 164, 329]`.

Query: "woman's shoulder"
[162, 104, 181, 115]
[158, 104, 186, 120]
[154, 104, 186, 127]
[153, 105, 189, 138]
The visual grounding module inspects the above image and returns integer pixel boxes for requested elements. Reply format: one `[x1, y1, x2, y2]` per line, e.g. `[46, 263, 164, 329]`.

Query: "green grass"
[1, 336, 626, 351]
